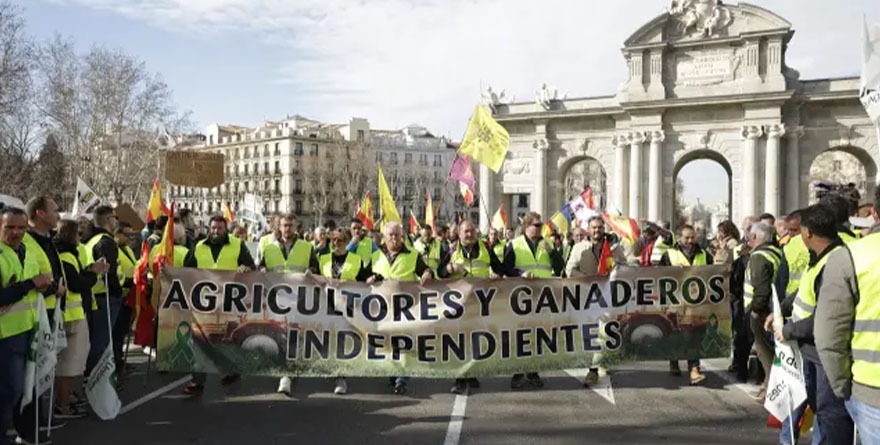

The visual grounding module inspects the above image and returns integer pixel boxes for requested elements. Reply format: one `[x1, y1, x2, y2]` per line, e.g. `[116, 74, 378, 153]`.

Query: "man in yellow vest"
[23, 196, 65, 322]
[815, 189, 880, 442]
[0, 207, 53, 445]
[487, 227, 507, 260]
[744, 221, 784, 402]
[413, 225, 448, 274]
[503, 211, 564, 389]
[85, 205, 124, 374]
[182, 215, 256, 396]
[366, 221, 434, 395]
[260, 213, 319, 396]
[659, 224, 713, 385]
[112, 224, 137, 372]
[348, 218, 377, 267]
[440, 220, 503, 394]
[767, 204, 853, 444]
[782, 210, 809, 316]
[319, 228, 370, 396]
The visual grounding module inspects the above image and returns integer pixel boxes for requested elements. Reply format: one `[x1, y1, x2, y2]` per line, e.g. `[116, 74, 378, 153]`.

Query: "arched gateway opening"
[808, 146, 876, 206]
[558, 156, 607, 209]
[673, 151, 732, 239]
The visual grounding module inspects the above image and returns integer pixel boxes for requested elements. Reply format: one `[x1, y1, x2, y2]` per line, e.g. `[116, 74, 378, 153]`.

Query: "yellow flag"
[457, 105, 510, 173]
[425, 192, 435, 232]
[377, 165, 401, 227]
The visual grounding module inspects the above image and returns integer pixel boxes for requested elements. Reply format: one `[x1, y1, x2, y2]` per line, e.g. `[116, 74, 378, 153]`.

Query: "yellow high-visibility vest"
[356, 238, 374, 266]
[118, 245, 136, 288]
[450, 241, 492, 278]
[372, 249, 419, 281]
[262, 240, 313, 273]
[744, 245, 783, 311]
[57, 251, 86, 322]
[319, 252, 362, 281]
[511, 236, 554, 278]
[76, 243, 97, 311]
[22, 232, 63, 309]
[413, 239, 442, 271]
[0, 242, 40, 339]
[844, 233, 880, 387]
[666, 248, 707, 266]
[193, 237, 242, 271]
[86, 233, 114, 295]
[791, 246, 842, 322]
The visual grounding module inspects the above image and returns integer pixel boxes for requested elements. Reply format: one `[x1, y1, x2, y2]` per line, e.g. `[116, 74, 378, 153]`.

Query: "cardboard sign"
[165, 151, 225, 188]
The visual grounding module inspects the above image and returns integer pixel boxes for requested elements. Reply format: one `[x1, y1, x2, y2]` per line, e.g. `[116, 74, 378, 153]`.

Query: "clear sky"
[19, 0, 880, 205]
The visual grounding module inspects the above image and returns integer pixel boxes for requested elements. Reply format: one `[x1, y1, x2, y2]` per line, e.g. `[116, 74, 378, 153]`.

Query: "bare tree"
[335, 140, 376, 219]
[35, 37, 191, 208]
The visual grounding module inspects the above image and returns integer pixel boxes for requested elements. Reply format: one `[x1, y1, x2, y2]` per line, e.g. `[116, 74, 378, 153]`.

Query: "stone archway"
[807, 145, 877, 205]
[672, 149, 733, 231]
[557, 155, 607, 209]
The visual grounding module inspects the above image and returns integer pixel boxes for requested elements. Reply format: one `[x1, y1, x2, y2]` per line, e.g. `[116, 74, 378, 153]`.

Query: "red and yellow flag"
[602, 212, 640, 243]
[491, 204, 508, 230]
[128, 238, 155, 347]
[356, 193, 374, 230]
[145, 178, 164, 223]
[409, 210, 421, 235]
[597, 239, 615, 276]
[223, 202, 235, 223]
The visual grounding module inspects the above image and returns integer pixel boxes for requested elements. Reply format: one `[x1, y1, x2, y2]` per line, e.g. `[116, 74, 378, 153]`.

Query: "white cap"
[849, 216, 874, 229]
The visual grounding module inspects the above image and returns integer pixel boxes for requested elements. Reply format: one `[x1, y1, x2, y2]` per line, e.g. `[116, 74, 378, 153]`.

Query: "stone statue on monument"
[535, 83, 566, 110]
[481, 86, 513, 113]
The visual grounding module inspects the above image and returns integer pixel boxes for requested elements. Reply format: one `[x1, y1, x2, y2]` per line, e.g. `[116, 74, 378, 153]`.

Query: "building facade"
[481, 1, 878, 232]
[169, 117, 468, 228]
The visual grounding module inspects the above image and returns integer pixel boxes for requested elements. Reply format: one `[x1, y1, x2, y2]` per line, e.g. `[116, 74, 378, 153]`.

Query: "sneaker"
[689, 366, 707, 386]
[467, 378, 480, 389]
[183, 382, 204, 396]
[450, 379, 467, 395]
[54, 404, 87, 419]
[526, 372, 544, 388]
[510, 374, 525, 389]
[393, 380, 407, 395]
[583, 369, 600, 387]
[333, 377, 347, 395]
[277, 376, 292, 396]
[220, 373, 241, 385]
[669, 361, 682, 377]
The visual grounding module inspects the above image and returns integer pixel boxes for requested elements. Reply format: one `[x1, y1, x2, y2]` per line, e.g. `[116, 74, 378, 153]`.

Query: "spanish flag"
[377, 165, 401, 226]
[457, 105, 510, 173]
[409, 209, 421, 235]
[223, 202, 235, 223]
[145, 178, 164, 223]
[597, 239, 615, 276]
[491, 204, 508, 230]
[602, 212, 640, 243]
[356, 193, 375, 230]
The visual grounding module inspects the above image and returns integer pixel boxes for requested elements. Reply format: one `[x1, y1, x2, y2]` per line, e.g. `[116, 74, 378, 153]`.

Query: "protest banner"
[157, 265, 731, 377]
[164, 150, 225, 188]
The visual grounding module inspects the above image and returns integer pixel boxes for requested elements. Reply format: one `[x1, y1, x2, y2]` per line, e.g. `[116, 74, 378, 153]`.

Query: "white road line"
[564, 368, 615, 404]
[120, 376, 191, 415]
[442, 393, 468, 445]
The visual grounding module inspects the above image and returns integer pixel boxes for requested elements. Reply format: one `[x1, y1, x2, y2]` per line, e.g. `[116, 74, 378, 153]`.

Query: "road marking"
[564, 368, 615, 405]
[442, 393, 468, 445]
[120, 376, 191, 415]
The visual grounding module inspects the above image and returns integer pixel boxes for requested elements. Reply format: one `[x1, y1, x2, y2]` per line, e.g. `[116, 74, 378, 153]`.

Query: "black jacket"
[89, 227, 123, 298]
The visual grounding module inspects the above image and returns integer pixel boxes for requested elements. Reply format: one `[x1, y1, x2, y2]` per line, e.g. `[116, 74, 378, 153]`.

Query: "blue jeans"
[846, 396, 880, 445]
[812, 361, 852, 445]
[0, 333, 30, 445]
[87, 294, 122, 373]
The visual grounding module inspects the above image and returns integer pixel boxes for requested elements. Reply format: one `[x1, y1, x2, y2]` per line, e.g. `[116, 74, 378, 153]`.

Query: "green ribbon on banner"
[701, 314, 724, 354]
[167, 321, 195, 369]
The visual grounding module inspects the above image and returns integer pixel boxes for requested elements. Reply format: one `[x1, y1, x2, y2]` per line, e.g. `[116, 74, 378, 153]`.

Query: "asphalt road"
[53, 351, 802, 445]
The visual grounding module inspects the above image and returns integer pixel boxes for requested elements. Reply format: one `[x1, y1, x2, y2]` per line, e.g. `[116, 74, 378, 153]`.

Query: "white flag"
[861, 18, 880, 123]
[71, 178, 102, 217]
[53, 304, 67, 353]
[20, 297, 57, 412]
[85, 344, 121, 420]
[763, 288, 808, 422]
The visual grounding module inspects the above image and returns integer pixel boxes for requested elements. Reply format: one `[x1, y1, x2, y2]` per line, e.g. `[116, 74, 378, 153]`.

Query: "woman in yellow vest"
[53, 219, 109, 418]
[366, 221, 434, 395]
[319, 228, 369, 395]
[659, 224, 712, 386]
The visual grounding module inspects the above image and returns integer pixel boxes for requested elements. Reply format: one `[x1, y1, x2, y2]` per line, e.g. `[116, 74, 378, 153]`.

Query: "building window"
[357, 129, 365, 142]
[244, 181, 250, 192]
[419, 154, 428, 166]
[433, 154, 442, 167]
[295, 200, 303, 214]
[274, 142, 280, 155]
[274, 180, 280, 193]
[517, 195, 528, 207]
[235, 147, 240, 159]
[310, 143, 318, 156]
[833, 160, 842, 171]
[274, 161, 280, 174]
[433, 187, 441, 201]
[264, 162, 269, 175]
[274, 200, 280, 212]
[244, 164, 249, 175]
[295, 179, 303, 193]
[264, 144, 269, 157]
[244, 146, 250, 158]
[263, 180, 269, 191]
[434, 171, 441, 181]
[390, 152, 398, 165]
[225, 166, 231, 179]
[294, 160, 301, 171]
[294, 142, 303, 156]
[404, 153, 412, 164]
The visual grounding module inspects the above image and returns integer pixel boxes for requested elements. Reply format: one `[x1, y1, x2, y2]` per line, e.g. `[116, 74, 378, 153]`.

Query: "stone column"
[479, 162, 493, 233]
[533, 138, 548, 218]
[647, 130, 664, 222]
[612, 134, 629, 213]
[628, 131, 645, 219]
[741, 125, 763, 219]
[764, 124, 785, 216]
[785, 126, 804, 213]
